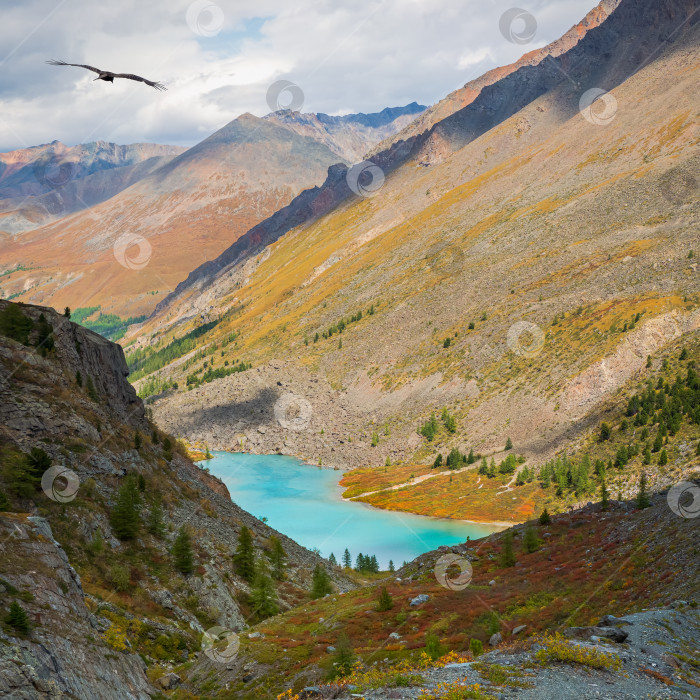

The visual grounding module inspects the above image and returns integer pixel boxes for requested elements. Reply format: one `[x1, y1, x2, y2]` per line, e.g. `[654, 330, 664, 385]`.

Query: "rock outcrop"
[0, 300, 145, 441]
[0, 300, 356, 699]
[0, 514, 154, 699]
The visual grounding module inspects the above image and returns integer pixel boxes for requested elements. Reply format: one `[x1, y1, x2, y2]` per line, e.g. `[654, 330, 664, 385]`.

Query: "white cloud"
[457, 48, 495, 70]
[0, 0, 601, 151]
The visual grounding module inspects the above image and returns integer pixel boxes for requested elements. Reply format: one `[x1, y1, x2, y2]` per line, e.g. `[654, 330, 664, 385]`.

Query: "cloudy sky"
[0, 0, 601, 152]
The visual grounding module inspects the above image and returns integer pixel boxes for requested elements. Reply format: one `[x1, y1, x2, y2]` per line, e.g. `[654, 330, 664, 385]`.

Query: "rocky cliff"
[0, 300, 145, 432]
[0, 300, 355, 699]
[0, 514, 154, 699]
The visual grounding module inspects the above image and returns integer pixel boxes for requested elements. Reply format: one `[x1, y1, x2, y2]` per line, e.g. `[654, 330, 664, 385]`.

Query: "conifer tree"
[523, 525, 540, 553]
[470, 638, 483, 657]
[172, 526, 195, 574]
[601, 478, 609, 511]
[5, 601, 29, 634]
[162, 437, 173, 462]
[479, 457, 488, 475]
[505, 437, 513, 451]
[658, 449, 668, 466]
[388, 559, 395, 573]
[311, 563, 333, 599]
[86, 375, 98, 401]
[342, 548, 352, 568]
[251, 559, 279, 619]
[377, 586, 393, 611]
[146, 500, 165, 537]
[441, 408, 457, 433]
[446, 448, 462, 469]
[88, 530, 104, 555]
[636, 472, 651, 509]
[330, 633, 355, 678]
[268, 536, 286, 580]
[538, 508, 551, 525]
[0, 303, 33, 344]
[328, 552, 337, 567]
[419, 413, 439, 441]
[110, 476, 141, 540]
[35, 313, 54, 356]
[425, 632, 444, 660]
[500, 532, 516, 567]
[5, 451, 38, 498]
[233, 526, 256, 582]
[26, 447, 51, 481]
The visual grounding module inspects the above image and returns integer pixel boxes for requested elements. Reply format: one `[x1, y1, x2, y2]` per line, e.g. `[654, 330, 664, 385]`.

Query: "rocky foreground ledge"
[296, 605, 699, 699]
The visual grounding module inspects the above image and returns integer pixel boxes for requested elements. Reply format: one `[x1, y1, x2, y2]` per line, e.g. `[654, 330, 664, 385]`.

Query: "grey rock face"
[563, 625, 629, 643]
[0, 515, 154, 699]
[597, 614, 632, 627]
[157, 672, 181, 690]
[410, 594, 429, 606]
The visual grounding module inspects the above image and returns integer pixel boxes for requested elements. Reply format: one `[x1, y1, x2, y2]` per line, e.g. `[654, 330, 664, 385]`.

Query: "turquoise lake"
[203, 451, 500, 569]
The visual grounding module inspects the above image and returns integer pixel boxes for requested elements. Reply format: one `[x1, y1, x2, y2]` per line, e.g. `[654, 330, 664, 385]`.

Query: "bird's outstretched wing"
[112, 73, 167, 91]
[46, 59, 101, 75]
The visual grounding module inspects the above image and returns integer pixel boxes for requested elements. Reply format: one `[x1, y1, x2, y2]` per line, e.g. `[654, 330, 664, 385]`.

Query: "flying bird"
[46, 60, 166, 91]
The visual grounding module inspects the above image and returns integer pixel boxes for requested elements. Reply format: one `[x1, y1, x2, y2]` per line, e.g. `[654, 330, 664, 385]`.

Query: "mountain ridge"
[0, 140, 185, 236]
[0, 105, 426, 317]
[264, 101, 427, 162]
[136, 0, 699, 524]
[148, 0, 698, 318]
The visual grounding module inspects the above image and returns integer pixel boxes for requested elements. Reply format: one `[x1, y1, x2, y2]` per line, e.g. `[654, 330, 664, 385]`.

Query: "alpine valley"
[0, 0, 699, 698]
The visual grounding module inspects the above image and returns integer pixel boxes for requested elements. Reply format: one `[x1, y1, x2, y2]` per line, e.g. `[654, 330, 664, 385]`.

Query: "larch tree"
[233, 526, 256, 582]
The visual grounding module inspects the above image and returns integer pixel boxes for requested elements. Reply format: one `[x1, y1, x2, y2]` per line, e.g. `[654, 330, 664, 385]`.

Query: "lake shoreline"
[198, 451, 514, 529]
[339, 495, 514, 528]
[202, 450, 503, 568]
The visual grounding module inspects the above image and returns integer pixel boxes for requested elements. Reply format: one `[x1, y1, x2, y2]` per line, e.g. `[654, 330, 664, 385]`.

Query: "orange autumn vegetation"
[340, 462, 434, 498]
[231, 498, 698, 699]
[343, 466, 547, 523]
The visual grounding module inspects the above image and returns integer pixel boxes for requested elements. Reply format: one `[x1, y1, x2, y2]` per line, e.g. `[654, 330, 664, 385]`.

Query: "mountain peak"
[263, 102, 427, 162]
